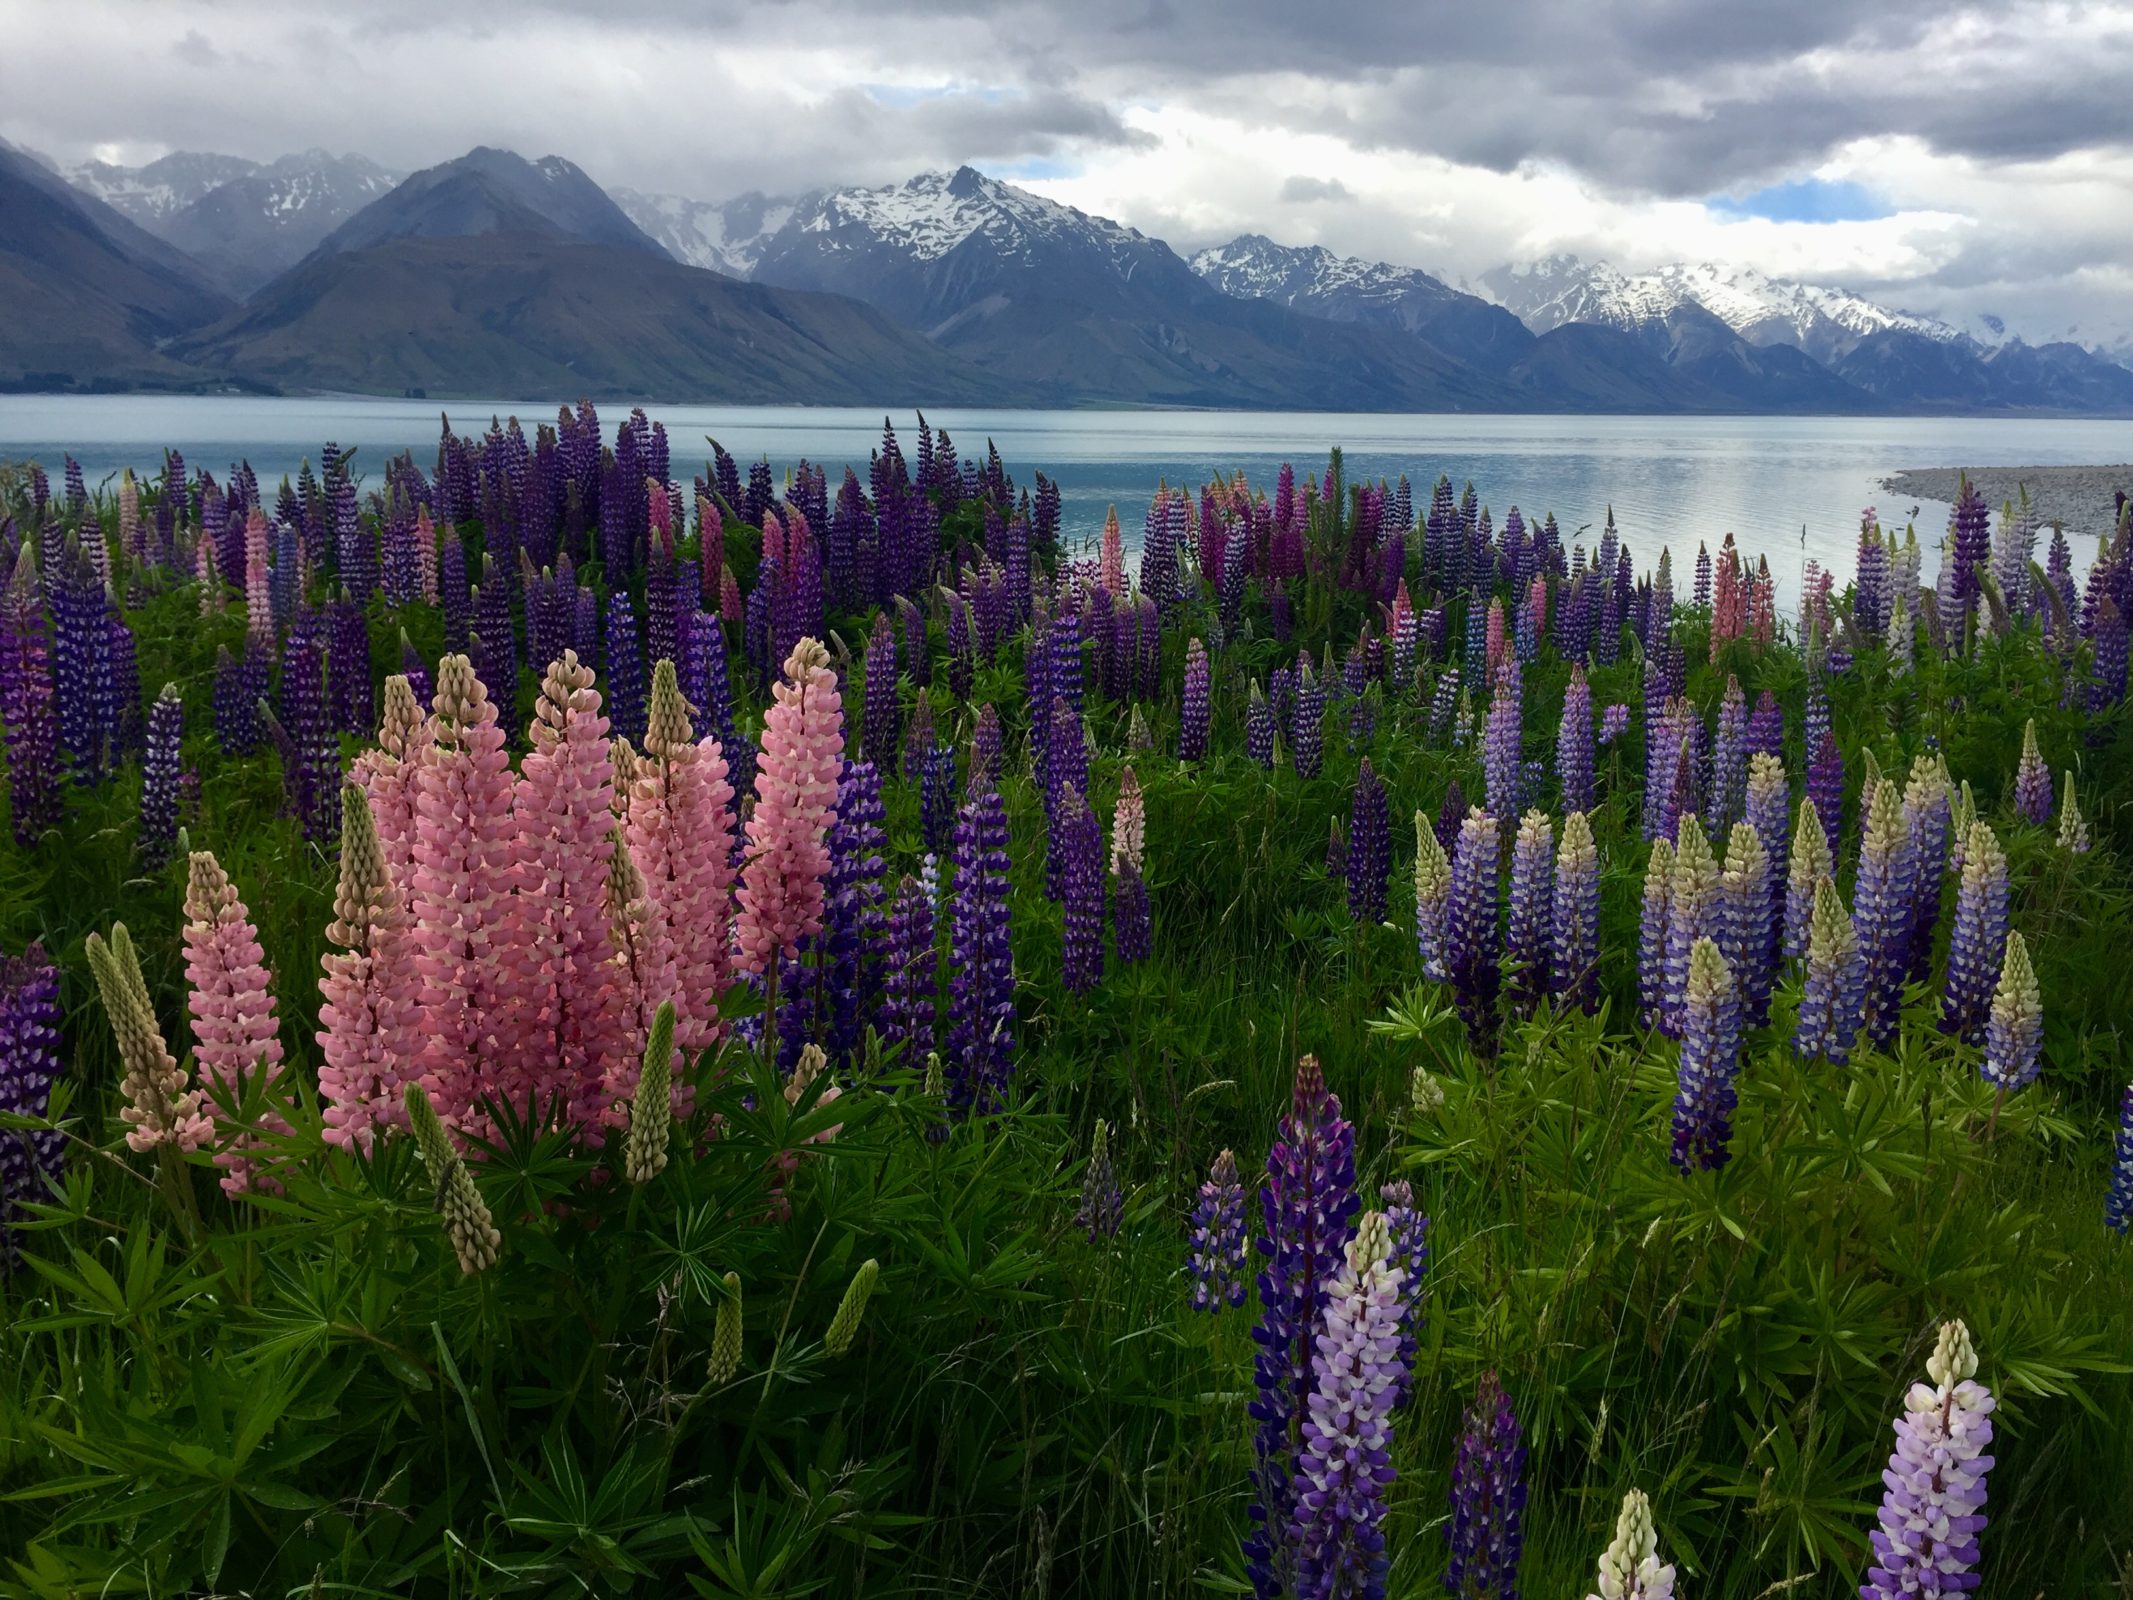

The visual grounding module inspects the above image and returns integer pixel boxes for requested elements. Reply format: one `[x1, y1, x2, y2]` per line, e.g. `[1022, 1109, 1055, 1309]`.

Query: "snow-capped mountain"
[63, 150, 261, 227]
[160, 151, 405, 295]
[610, 187, 800, 278]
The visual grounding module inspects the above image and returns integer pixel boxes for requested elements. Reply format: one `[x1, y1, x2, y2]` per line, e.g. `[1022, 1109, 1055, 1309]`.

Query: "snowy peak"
[785, 166, 1157, 265]
[65, 150, 261, 226]
[1190, 233, 1450, 303]
[611, 187, 801, 277]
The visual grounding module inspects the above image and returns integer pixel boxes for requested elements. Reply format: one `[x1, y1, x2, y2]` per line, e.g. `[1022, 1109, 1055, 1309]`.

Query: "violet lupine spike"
[1979, 931, 2042, 1092]
[1784, 798, 1834, 961]
[1506, 810, 1554, 1011]
[1710, 677, 1748, 837]
[880, 871, 938, 1060]
[1939, 822, 2007, 1043]
[1, 550, 63, 844]
[1247, 680, 1277, 770]
[1291, 661, 1327, 780]
[1074, 1118, 1123, 1242]
[0, 947, 65, 1268]
[1854, 779, 1915, 1050]
[1900, 757, 1951, 983]
[1744, 753, 1789, 890]
[1638, 838, 1675, 1031]
[1599, 702, 1630, 745]
[1482, 662, 1522, 822]
[1180, 638, 1211, 763]
[1447, 809, 1502, 1050]
[1445, 1371, 1526, 1600]
[1557, 665, 1594, 814]
[863, 611, 898, 770]
[1059, 785, 1106, 997]
[2105, 1084, 2133, 1234]
[1861, 1320, 1996, 1599]
[1719, 822, 1776, 1028]
[1552, 811, 1600, 1012]
[2012, 719, 2053, 825]
[1188, 1148, 1249, 1311]
[1292, 1209, 1407, 1600]
[821, 759, 888, 1064]
[138, 683, 183, 870]
[1378, 1180, 1429, 1408]
[1245, 1056, 1359, 1600]
[1807, 730, 1844, 852]
[1348, 760, 1391, 926]
[1414, 812, 1453, 983]
[946, 782, 1016, 1116]
[1671, 937, 1743, 1172]
[969, 703, 1002, 791]
[921, 739, 958, 861]
[1794, 877, 1863, 1066]
[1661, 817, 1719, 1039]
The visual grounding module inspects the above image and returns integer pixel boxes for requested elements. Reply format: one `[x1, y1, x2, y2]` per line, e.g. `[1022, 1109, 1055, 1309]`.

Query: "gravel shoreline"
[1877, 465, 2131, 537]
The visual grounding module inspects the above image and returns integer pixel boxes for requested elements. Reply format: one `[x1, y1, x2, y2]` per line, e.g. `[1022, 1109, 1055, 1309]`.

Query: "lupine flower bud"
[1584, 1488, 1675, 1600]
[1783, 798, 1833, 960]
[625, 1001, 677, 1184]
[706, 1272, 744, 1384]
[2056, 773, 2090, 852]
[1414, 812, 1452, 982]
[1076, 1117, 1123, 1241]
[824, 1257, 880, 1356]
[1794, 878, 1863, 1066]
[1189, 1148, 1248, 1310]
[1671, 937, 1743, 1171]
[404, 1082, 502, 1274]
[1980, 930, 2042, 1091]
[87, 924, 212, 1154]
[1861, 1320, 1996, 1599]
[1446, 1370, 1526, 1600]
[2013, 719, 2053, 825]
[1551, 811, 1600, 1010]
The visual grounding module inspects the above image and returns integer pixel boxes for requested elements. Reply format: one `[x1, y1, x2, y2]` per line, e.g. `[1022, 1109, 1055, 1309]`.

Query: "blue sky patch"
[1708, 178, 1892, 223]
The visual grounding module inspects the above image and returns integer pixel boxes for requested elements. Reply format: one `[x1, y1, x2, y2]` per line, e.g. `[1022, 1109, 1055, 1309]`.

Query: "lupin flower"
[1939, 822, 2007, 1042]
[1247, 680, 1277, 769]
[1557, 665, 1595, 813]
[624, 1001, 678, 1185]
[1245, 1056, 1359, 1599]
[707, 1272, 745, 1384]
[1599, 703, 1631, 745]
[138, 683, 183, 869]
[824, 1258, 881, 1357]
[1638, 837, 1674, 1031]
[1861, 1320, 1996, 1599]
[182, 852, 288, 1194]
[87, 924, 212, 1154]
[1482, 663, 1522, 821]
[1671, 937, 1742, 1172]
[1661, 817, 1719, 1038]
[2056, 773, 2089, 852]
[1744, 752, 1789, 881]
[1292, 1210, 1407, 1600]
[1447, 810, 1502, 1048]
[1059, 785, 1106, 996]
[2012, 719, 2053, 825]
[1807, 730, 1844, 850]
[1855, 779, 1914, 1049]
[735, 638, 843, 982]
[947, 783, 1016, 1114]
[1783, 798, 1834, 960]
[1180, 638, 1211, 762]
[1414, 812, 1453, 982]
[1292, 660, 1327, 780]
[1349, 760, 1392, 925]
[1076, 1117, 1124, 1241]
[1551, 811, 1600, 1011]
[1584, 1489, 1675, 1600]
[1189, 1149, 1249, 1311]
[1379, 1180, 1429, 1406]
[2105, 1084, 2133, 1234]
[318, 785, 420, 1149]
[1793, 878, 1863, 1067]
[881, 872, 938, 1057]
[2, 947, 66, 1263]
[1980, 930, 2042, 1092]
[403, 1083, 502, 1274]
[1506, 810, 1554, 1010]
[1719, 822, 1776, 1027]
[1445, 1371, 1526, 1600]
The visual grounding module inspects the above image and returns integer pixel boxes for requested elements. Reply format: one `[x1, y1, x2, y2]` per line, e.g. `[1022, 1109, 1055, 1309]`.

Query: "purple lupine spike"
[1447, 810, 1502, 1050]
[1551, 811, 1600, 1011]
[1292, 660, 1327, 780]
[822, 759, 887, 1064]
[1414, 812, 1452, 982]
[1445, 1371, 1526, 1600]
[1783, 797, 1833, 960]
[0, 551, 62, 843]
[1293, 1209, 1408, 1600]
[1900, 758, 1950, 983]
[969, 703, 1002, 791]
[104, 601, 140, 758]
[1044, 695, 1088, 901]
[1794, 877, 1863, 1065]
[50, 542, 113, 786]
[2105, 1083, 2133, 1234]
[1189, 1148, 1249, 1311]
[1483, 662, 1521, 821]
[921, 739, 958, 861]
[1348, 760, 1391, 925]
[1745, 753, 1790, 889]
[1719, 822, 1776, 1027]
[138, 683, 183, 870]
[471, 569, 516, 738]
[2013, 720, 2053, 825]
[1638, 838, 1674, 1030]
[1, 946, 66, 1268]
[1807, 729, 1844, 851]
[947, 782, 1016, 1115]
[1325, 817, 1348, 881]
[1861, 1321, 1996, 1599]
[1506, 810, 1554, 1012]
[1747, 690, 1784, 761]
[1599, 702, 1630, 745]
[1671, 937, 1743, 1171]
[1378, 1180, 1428, 1407]
[1854, 779, 1915, 1049]
[1245, 1056, 1359, 1600]
[1711, 677, 1748, 837]
[328, 594, 372, 736]
[1247, 680, 1277, 770]
[1556, 665, 1594, 814]
[1073, 1118, 1123, 1242]
[1180, 638, 1211, 762]
[1662, 817, 1719, 1039]
[1980, 931, 2042, 1092]
[881, 868, 939, 1060]
[604, 591, 646, 747]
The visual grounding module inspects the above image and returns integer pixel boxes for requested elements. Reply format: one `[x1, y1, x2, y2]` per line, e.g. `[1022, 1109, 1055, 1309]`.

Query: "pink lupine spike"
[735, 637, 843, 983]
[604, 822, 683, 1117]
[243, 509, 273, 650]
[762, 507, 787, 570]
[318, 785, 422, 1151]
[414, 506, 438, 604]
[349, 674, 429, 912]
[1099, 505, 1125, 595]
[182, 851, 289, 1194]
[627, 660, 737, 1055]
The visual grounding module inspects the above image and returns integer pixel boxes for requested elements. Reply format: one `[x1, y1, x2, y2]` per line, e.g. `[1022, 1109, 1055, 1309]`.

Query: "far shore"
[1878, 464, 2130, 536]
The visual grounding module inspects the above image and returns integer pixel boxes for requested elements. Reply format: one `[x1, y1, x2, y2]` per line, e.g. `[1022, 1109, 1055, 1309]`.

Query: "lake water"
[4, 396, 2125, 590]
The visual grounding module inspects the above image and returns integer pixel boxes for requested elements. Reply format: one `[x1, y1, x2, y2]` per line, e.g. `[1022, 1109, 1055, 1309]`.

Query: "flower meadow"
[1, 417, 2131, 1596]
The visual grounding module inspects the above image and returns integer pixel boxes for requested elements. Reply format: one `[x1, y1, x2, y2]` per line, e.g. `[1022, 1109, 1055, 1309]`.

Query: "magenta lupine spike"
[1661, 817, 1719, 1038]
[1854, 779, 1915, 1050]
[1293, 1210, 1407, 1600]
[1506, 810, 1554, 1011]
[1482, 661, 1522, 821]
[1556, 664, 1594, 813]
[1671, 937, 1742, 1171]
[1861, 1321, 1996, 1599]
[1719, 822, 1776, 1027]
[2012, 719, 2053, 825]
[318, 784, 421, 1150]
[182, 852, 289, 1194]
[1180, 638, 1211, 762]
[735, 638, 843, 986]
[1447, 809, 1502, 1048]
[1939, 822, 2007, 1042]
[1245, 1055, 1359, 1600]
[1794, 877, 1863, 1066]
[1188, 1148, 1249, 1311]
[1980, 931, 2042, 1092]
[1552, 811, 1600, 1011]
[1445, 1370, 1527, 1600]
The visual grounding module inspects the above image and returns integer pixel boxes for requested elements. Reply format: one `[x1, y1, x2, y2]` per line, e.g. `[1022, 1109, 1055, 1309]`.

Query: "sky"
[2, 0, 2129, 347]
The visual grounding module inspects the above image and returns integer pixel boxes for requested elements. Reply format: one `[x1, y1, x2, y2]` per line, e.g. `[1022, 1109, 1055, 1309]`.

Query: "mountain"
[611, 187, 799, 278]
[0, 143, 234, 388]
[63, 150, 261, 227]
[745, 167, 1510, 410]
[300, 147, 668, 265]
[159, 151, 404, 296]
[1188, 234, 1534, 371]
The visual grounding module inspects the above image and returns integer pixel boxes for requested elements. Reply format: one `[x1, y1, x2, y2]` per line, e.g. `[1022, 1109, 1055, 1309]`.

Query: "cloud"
[1278, 175, 1352, 204]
